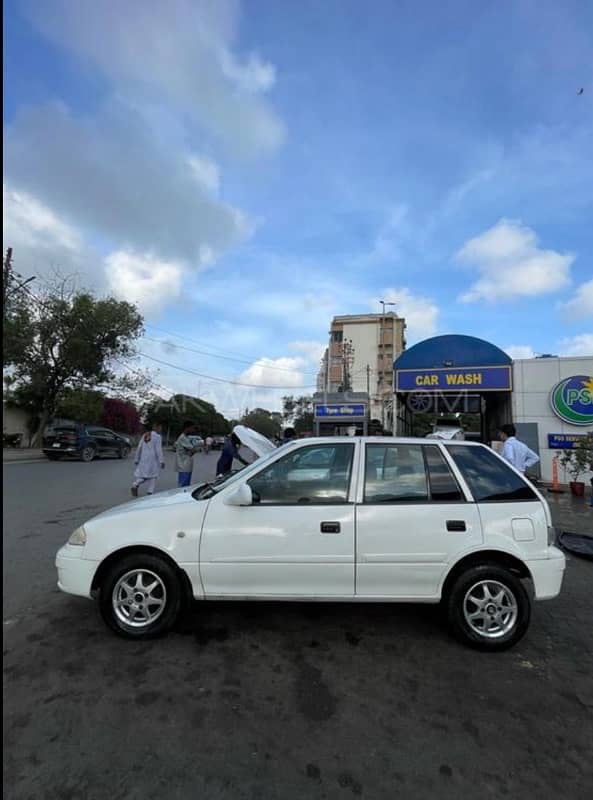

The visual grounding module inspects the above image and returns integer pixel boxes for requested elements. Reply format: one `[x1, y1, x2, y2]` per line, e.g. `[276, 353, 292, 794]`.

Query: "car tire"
[99, 553, 182, 639]
[80, 445, 96, 462]
[446, 563, 530, 651]
[119, 446, 131, 459]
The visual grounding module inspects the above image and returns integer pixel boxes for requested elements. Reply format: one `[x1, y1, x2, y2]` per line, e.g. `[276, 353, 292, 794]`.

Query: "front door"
[355, 442, 482, 598]
[200, 442, 358, 597]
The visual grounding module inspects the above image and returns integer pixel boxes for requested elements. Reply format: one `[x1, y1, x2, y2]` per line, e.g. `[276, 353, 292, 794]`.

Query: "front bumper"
[55, 545, 99, 599]
[527, 546, 566, 600]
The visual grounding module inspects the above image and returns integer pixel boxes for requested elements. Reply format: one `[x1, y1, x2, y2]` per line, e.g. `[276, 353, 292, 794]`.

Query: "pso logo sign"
[550, 375, 593, 426]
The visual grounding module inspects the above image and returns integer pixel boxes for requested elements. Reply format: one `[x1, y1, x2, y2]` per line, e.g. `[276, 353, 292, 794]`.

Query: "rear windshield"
[447, 445, 537, 502]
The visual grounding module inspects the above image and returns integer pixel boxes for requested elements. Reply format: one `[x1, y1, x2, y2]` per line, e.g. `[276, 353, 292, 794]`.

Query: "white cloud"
[4, 101, 252, 267]
[22, 0, 284, 158]
[505, 345, 537, 360]
[373, 288, 439, 342]
[457, 219, 574, 303]
[238, 357, 308, 389]
[187, 155, 221, 195]
[105, 251, 185, 314]
[289, 341, 328, 366]
[558, 334, 593, 357]
[559, 279, 593, 321]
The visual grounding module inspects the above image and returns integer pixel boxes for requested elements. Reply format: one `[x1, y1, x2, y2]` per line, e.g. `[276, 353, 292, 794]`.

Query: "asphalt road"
[3, 453, 593, 800]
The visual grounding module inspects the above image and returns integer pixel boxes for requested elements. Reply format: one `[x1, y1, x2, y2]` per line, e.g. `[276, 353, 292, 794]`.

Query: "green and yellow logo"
[550, 375, 593, 426]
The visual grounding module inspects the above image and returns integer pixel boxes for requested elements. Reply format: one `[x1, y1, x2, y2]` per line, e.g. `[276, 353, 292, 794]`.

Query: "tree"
[240, 408, 282, 440]
[144, 394, 230, 441]
[282, 395, 314, 435]
[3, 248, 34, 368]
[7, 274, 144, 444]
[56, 388, 105, 424]
[101, 398, 142, 435]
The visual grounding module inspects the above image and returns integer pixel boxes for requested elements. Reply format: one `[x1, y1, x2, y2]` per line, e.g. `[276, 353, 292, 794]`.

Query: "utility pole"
[366, 364, 370, 394]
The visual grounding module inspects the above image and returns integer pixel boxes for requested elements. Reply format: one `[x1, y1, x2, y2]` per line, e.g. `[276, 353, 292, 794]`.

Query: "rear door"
[355, 442, 482, 598]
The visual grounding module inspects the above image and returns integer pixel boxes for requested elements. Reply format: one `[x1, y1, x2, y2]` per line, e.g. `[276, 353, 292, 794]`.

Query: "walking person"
[175, 421, 199, 487]
[205, 435, 213, 454]
[131, 422, 165, 497]
[498, 424, 540, 475]
[216, 432, 249, 477]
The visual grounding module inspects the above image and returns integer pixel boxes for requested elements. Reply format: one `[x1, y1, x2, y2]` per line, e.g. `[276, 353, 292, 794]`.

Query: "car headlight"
[68, 526, 87, 546]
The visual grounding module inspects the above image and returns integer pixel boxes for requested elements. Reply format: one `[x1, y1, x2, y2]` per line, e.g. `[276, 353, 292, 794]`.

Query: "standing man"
[281, 427, 297, 446]
[216, 432, 249, 477]
[175, 421, 199, 487]
[131, 422, 165, 497]
[498, 424, 540, 475]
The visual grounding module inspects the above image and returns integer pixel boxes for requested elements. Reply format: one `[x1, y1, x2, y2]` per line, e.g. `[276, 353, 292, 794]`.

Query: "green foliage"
[144, 394, 230, 440]
[5, 273, 144, 443]
[558, 435, 593, 482]
[240, 408, 283, 439]
[3, 250, 34, 368]
[56, 388, 105, 424]
[282, 395, 314, 434]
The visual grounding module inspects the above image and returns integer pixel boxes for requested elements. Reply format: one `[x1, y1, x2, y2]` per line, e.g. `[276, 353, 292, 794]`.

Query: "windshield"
[190, 446, 282, 500]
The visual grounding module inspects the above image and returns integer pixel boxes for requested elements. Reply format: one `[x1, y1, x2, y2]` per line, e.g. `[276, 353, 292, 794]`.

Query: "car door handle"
[320, 522, 341, 534]
[446, 520, 466, 532]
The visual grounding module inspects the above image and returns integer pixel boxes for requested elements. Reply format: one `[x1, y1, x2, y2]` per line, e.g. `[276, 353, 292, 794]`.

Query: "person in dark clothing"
[216, 432, 249, 477]
[281, 427, 297, 446]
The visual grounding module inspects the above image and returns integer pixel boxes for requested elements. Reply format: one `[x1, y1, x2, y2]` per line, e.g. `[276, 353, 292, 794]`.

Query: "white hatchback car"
[56, 430, 565, 650]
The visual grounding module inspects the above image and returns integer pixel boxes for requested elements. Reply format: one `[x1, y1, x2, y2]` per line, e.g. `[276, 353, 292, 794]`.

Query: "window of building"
[447, 445, 537, 502]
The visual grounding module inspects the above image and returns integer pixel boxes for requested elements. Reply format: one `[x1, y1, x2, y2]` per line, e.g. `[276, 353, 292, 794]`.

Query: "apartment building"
[317, 312, 406, 430]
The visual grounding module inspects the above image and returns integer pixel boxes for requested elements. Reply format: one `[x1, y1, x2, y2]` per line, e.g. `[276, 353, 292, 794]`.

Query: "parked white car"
[56, 429, 565, 650]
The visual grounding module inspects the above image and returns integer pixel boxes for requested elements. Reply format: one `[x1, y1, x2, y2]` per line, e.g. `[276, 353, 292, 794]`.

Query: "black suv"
[43, 425, 131, 462]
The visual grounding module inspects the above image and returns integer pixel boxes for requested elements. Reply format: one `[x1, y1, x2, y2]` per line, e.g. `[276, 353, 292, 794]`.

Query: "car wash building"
[393, 335, 593, 484]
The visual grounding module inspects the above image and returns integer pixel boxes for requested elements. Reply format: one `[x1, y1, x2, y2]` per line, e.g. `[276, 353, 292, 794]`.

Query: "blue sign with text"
[396, 365, 512, 392]
[314, 404, 366, 418]
[548, 433, 589, 450]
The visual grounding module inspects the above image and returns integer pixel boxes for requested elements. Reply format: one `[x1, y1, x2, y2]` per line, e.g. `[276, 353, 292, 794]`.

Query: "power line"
[143, 335, 320, 376]
[139, 352, 318, 390]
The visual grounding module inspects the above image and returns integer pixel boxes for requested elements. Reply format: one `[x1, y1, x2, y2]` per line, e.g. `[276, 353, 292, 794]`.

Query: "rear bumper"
[43, 447, 78, 454]
[527, 547, 566, 600]
[55, 546, 98, 599]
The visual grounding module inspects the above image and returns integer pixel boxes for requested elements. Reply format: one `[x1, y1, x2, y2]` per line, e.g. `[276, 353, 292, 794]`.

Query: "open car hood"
[233, 425, 277, 458]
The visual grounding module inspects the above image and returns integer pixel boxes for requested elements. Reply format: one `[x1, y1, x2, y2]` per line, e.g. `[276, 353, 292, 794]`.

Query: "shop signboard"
[548, 433, 590, 449]
[395, 365, 512, 392]
[550, 375, 593, 426]
[314, 404, 366, 418]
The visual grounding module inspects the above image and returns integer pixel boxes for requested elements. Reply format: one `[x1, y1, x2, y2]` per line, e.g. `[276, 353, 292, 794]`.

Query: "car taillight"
[548, 526, 557, 546]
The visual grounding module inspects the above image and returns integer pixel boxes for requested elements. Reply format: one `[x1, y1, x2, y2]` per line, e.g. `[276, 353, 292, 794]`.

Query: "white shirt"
[134, 431, 164, 479]
[502, 437, 539, 474]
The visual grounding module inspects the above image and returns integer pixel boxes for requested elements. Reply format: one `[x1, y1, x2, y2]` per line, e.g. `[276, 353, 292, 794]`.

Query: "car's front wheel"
[99, 554, 182, 639]
[446, 564, 530, 651]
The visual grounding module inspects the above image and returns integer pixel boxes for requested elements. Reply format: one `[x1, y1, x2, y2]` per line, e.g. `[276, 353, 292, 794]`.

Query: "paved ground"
[3, 453, 593, 800]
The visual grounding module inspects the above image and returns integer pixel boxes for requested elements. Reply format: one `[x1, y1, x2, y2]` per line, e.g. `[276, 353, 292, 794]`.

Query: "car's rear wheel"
[446, 564, 530, 651]
[99, 554, 182, 639]
[80, 445, 96, 462]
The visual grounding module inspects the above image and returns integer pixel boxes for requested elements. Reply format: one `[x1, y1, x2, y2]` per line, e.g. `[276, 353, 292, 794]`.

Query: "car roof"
[283, 437, 482, 446]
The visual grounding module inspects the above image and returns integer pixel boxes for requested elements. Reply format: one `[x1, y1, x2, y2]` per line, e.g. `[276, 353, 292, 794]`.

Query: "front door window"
[248, 443, 355, 505]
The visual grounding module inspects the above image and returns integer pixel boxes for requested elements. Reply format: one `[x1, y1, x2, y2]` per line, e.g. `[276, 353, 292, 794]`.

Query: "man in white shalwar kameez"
[131, 423, 165, 497]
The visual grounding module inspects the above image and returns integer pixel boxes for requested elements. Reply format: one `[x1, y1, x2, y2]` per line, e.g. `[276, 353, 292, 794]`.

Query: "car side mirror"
[223, 484, 253, 507]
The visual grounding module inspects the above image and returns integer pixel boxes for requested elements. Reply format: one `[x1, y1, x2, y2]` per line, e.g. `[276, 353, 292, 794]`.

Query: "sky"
[3, 0, 593, 418]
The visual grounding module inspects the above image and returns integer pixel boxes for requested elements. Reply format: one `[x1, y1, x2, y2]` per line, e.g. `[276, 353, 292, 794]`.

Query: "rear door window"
[364, 444, 429, 503]
[423, 446, 464, 501]
[447, 445, 537, 502]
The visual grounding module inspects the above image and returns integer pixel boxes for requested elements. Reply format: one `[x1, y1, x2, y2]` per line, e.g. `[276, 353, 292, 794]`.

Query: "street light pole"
[379, 300, 396, 431]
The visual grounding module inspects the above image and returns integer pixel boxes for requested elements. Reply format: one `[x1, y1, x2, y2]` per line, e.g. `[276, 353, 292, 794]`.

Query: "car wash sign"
[550, 375, 593, 426]
[395, 365, 512, 392]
